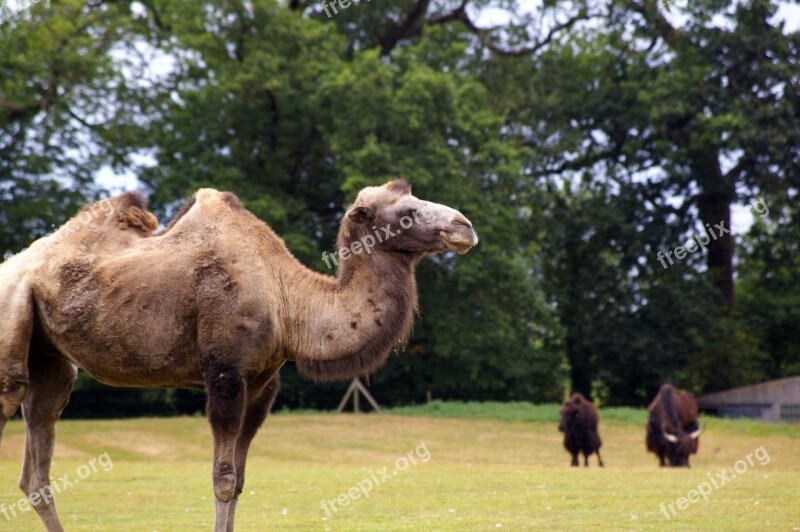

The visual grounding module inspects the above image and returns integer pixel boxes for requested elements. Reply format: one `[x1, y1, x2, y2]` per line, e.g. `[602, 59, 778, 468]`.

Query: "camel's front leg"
[225, 372, 281, 532]
[204, 363, 246, 532]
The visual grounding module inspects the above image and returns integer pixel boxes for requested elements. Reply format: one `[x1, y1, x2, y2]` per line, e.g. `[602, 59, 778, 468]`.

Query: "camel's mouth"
[440, 228, 478, 254]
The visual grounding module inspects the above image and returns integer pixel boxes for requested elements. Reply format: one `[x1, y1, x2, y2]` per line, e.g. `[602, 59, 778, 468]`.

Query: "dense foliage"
[2, 0, 798, 412]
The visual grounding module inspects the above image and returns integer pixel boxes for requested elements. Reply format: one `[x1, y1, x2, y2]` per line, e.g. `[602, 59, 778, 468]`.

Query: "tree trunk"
[697, 192, 734, 313]
[693, 151, 735, 315]
[566, 336, 592, 400]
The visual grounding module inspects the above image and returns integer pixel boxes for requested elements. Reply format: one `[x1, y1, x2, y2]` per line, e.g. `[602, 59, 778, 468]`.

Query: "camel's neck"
[279, 246, 418, 381]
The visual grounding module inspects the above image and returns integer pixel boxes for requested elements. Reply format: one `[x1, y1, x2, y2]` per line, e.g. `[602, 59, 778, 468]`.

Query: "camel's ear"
[348, 205, 374, 225]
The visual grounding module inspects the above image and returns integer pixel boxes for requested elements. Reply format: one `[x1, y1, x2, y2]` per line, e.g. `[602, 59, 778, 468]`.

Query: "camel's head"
[341, 180, 478, 258]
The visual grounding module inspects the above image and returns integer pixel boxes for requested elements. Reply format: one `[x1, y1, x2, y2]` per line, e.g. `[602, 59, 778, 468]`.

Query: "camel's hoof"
[214, 473, 236, 503]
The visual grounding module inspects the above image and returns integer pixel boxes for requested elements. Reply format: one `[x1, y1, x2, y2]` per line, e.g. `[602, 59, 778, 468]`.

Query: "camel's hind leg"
[19, 353, 77, 532]
[0, 282, 34, 448]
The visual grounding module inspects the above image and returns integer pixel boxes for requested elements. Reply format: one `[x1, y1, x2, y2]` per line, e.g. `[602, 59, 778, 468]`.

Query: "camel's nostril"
[452, 217, 472, 229]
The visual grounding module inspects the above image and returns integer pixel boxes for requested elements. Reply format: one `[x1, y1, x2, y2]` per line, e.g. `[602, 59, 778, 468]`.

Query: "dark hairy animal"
[558, 393, 604, 467]
[646, 383, 702, 467]
[0, 180, 478, 532]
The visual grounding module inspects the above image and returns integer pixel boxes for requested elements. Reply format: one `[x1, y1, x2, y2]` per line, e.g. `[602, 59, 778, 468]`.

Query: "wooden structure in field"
[336, 377, 382, 413]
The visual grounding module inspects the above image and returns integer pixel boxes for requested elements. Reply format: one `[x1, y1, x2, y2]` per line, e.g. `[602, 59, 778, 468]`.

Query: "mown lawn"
[0, 402, 798, 530]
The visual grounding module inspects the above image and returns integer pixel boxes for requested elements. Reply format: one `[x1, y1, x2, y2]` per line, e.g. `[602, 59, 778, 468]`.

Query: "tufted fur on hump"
[113, 192, 159, 233]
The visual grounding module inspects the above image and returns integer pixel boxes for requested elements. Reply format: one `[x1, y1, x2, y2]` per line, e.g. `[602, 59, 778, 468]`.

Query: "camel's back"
[155, 188, 293, 261]
[84, 188, 296, 322]
[1, 188, 294, 299]
[0, 233, 56, 280]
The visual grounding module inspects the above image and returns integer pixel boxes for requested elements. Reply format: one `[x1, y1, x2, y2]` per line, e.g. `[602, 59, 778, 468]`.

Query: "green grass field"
[1, 402, 798, 530]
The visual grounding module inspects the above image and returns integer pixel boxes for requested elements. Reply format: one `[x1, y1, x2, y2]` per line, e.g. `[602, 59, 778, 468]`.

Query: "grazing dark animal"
[646, 383, 702, 467]
[558, 393, 604, 467]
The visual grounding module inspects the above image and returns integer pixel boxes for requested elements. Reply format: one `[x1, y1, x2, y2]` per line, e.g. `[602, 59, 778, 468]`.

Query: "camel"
[0, 179, 477, 531]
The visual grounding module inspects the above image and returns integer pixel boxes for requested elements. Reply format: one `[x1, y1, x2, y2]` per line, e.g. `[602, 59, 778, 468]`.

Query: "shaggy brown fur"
[646, 383, 702, 467]
[558, 393, 604, 467]
[113, 191, 158, 232]
[0, 180, 477, 532]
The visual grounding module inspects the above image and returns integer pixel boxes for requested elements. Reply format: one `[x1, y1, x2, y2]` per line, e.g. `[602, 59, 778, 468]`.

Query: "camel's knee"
[213, 466, 237, 503]
[1, 381, 27, 418]
[19, 467, 45, 495]
[18, 471, 31, 494]
[19, 476, 56, 505]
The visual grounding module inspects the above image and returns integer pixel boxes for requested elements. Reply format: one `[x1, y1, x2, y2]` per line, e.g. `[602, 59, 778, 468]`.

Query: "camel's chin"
[440, 231, 478, 254]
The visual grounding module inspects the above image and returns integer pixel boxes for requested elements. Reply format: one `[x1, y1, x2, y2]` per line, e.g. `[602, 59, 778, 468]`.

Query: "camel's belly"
[37, 324, 205, 389]
[74, 356, 205, 389]
[34, 262, 204, 388]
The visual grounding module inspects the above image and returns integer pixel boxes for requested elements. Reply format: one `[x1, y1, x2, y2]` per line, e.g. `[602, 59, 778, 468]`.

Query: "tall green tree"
[467, 0, 800, 398]
[115, 0, 565, 404]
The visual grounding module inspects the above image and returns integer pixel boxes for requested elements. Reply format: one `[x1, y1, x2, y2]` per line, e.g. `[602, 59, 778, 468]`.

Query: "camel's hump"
[159, 189, 245, 235]
[195, 189, 244, 210]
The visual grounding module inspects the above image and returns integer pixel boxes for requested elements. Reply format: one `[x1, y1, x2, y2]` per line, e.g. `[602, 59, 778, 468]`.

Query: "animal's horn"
[689, 427, 702, 439]
[662, 424, 678, 443]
